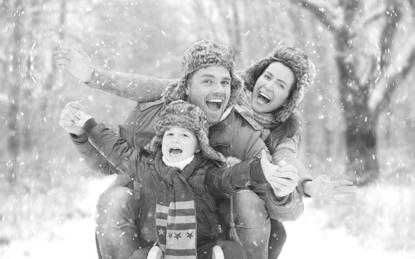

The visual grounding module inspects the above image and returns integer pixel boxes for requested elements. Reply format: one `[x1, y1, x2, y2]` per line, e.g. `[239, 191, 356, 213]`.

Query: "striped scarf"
[154, 152, 201, 259]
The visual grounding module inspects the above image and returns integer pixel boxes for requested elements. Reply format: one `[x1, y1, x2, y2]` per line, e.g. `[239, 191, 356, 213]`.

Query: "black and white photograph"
[1, 0, 414, 258]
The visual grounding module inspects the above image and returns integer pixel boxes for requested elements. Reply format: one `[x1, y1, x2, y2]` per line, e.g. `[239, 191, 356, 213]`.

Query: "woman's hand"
[260, 150, 300, 197]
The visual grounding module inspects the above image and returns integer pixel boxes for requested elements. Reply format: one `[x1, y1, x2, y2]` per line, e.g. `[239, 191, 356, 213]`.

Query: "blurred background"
[0, 0, 414, 258]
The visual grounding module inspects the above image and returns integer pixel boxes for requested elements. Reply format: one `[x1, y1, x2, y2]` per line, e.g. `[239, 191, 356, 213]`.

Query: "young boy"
[60, 100, 284, 259]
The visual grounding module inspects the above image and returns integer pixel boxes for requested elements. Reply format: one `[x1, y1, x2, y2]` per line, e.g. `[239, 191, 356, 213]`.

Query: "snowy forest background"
[1, 0, 415, 258]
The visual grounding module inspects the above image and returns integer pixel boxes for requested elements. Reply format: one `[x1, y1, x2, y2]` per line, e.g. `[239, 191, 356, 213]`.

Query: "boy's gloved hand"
[54, 46, 93, 83]
[59, 101, 92, 136]
[260, 149, 299, 197]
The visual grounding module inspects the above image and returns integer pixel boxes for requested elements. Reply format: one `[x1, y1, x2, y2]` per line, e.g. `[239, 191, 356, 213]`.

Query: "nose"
[211, 81, 225, 93]
[263, 81, 274, 90]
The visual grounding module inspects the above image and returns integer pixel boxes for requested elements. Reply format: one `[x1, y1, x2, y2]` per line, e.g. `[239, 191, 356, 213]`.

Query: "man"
[58, 40, 303, 259]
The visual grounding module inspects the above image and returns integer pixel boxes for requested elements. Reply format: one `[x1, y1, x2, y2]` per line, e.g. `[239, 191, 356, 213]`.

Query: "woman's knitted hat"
[163, 40, 242, 109]
[150, 100, 225, 163]
[242, 46, 315, 122]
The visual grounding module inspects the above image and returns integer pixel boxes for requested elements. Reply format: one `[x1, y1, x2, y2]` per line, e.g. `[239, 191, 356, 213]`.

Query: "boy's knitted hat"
[163, 40, 242, 109]
[242, 46, 315, 122]
[150, 100, 225, 163]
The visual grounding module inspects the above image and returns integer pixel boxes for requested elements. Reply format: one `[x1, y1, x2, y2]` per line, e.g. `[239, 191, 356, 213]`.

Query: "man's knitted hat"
[242, 46, 315, 122]
[163, 40, 242, 109]
[150, 100, 225, 163]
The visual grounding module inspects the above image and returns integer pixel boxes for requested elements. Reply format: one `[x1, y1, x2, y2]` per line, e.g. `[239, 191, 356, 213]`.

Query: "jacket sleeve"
[82, 118, 144, 178]
[206, 158, 266, 197]
[263, 185, 304, 221]
[86, 68, 174, 102]
[270, 135, 313, 197]
[70, 133, 119, 175]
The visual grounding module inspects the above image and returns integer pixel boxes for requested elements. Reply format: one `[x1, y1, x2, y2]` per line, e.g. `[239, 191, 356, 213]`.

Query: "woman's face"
[251, 62, 295, 113]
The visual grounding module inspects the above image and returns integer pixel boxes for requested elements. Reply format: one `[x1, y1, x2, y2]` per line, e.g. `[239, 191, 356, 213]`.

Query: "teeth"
[207, 99, 223, 103]
[259, 91, 271, 101]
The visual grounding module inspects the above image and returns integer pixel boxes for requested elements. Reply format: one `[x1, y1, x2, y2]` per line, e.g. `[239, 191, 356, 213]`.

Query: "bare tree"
[6, 0, 25, 185]
[292, 0, 415, 185]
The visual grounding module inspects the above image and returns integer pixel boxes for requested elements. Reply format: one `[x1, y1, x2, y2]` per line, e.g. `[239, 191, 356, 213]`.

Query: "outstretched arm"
[87, 68, 173, 102]
[59, 101, 143, 177]
[54, 47, 174, 102]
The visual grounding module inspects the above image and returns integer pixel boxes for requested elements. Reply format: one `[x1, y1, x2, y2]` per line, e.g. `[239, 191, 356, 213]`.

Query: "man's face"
[186, 65, 231, 124]
[251, 62, 295, 113]
[162, 126, 199, 163]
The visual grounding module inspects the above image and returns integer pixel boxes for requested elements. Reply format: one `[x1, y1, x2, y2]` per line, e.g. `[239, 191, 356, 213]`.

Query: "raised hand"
[54, 46, 93, 83]
[305, 174, 356, 200]
[260, 150, 300, 197]
[59, 101, 92, 136]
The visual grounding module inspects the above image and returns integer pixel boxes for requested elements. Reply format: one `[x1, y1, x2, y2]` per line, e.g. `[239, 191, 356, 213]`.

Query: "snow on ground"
[1, 176, 414, 259]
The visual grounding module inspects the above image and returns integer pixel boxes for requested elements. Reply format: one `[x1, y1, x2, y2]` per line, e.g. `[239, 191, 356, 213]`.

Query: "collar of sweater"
[162, 155, 195, 170]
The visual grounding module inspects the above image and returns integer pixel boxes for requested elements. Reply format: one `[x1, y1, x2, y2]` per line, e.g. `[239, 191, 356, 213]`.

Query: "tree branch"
[374, 48, 415, 117]
[292, 0, 339, 32]
[377, 2, 402, 76]
[362, 5, 386, 27]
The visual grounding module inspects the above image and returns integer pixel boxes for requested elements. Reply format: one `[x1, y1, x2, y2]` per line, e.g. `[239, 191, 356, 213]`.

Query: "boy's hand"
[59, 101, 92, 136]
[305, 175, 356, 200]
[54, 47, 93, 83]
[260, 150, 299, 197]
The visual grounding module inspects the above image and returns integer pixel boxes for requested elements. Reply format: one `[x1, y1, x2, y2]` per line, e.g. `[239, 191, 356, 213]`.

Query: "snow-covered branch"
[292, 0, 339, 32]
[373, 48, 415, 116]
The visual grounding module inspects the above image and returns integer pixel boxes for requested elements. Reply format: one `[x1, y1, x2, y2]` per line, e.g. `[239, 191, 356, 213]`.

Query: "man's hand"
[260, 150, 299, 197]
[304, 175, 356, 200]
[54, 47, 93, 82]
[59, 101, 92, 136]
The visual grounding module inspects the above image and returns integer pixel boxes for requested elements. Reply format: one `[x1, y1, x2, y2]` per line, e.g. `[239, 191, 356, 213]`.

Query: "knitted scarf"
[236, 88, 279, 130]
[154, 151, 201, 259]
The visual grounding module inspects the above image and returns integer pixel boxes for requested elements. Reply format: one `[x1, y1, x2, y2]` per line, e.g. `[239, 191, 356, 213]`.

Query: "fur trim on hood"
[162, 39, 242, 109]
[242, 46, 315, 122]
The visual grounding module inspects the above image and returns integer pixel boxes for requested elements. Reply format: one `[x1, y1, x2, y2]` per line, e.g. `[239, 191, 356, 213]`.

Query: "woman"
[55, 45, 354, 258]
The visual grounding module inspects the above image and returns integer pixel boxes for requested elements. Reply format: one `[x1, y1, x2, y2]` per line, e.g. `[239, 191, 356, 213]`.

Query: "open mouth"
[169, 147, 183, 155]
[257, 90, 272, 104]
[205, 98, 224, 111]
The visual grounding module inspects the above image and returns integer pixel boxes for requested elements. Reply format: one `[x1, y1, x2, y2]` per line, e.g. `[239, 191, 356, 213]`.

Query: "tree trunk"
[344, 111, 379, 185]
[7, 0, 24, 185]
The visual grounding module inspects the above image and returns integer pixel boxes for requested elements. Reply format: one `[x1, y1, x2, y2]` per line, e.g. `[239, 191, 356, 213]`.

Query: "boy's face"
[186, 65, 231, 124]
[251, 62, 295, 113]
[162, 126, 199, 163]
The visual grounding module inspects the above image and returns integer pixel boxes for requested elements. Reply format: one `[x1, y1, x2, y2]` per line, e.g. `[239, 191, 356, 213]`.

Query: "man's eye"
[221, 80, 230, 86]
[203, 79, 213, 84]
[264, 74, 272, 80]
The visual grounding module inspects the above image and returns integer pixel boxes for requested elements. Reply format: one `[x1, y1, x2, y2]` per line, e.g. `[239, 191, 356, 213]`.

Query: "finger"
[54, 55, 72, 64]
[277, 164, 298, 172]
[277, 160, 287, 166]
[68, 101, 86, 110]
[334, 186, 358, 194]
[273, 171, 300, 182]
[67, 101, 84, 111]
[268, 177, 297, 189]
[53, 50, 73, 60]
[331, 179, 354, 186]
